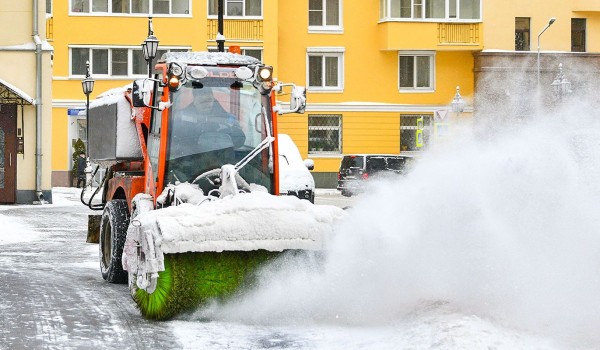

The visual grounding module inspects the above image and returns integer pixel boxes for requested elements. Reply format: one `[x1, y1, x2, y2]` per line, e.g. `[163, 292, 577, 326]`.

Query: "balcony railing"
[378, 21, 481, 50]
[207, 19, 263, 42]
[46, 17, 54, 41]
[438, 23, 479, 45]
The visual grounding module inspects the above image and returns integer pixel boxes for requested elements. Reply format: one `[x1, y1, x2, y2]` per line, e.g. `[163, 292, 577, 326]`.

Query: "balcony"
[206, 19, 263, 42]
[378, 21, 482, 51]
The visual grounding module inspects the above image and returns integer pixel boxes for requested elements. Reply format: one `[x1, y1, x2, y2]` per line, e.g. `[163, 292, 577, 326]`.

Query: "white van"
[277, 134, 315, 203]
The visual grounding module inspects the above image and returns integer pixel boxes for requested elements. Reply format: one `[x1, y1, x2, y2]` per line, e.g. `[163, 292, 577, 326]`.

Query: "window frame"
[400, 114, 432, 152]
[398, 51, 435, 92]
[308, 114, 343, 156]
[515, 17, 531, 51]
[380, 0, 481, 22]
[69, 45, 190, 78]
[207, 0, 263, 18]
[306, 47, 345, 92]
[69, 0, 191, 16]
[308, 0, 344, 33]
[571, 18, 586, 53]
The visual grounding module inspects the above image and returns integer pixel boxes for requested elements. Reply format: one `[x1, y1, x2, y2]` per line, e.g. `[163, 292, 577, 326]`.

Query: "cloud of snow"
[192, 84, 600, 348]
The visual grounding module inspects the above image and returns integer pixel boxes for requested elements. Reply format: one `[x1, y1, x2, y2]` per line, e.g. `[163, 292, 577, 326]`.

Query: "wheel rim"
[101, 215, 112, 269]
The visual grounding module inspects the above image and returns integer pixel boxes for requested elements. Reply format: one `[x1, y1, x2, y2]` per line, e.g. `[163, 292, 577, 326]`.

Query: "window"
[242, 48, 262, 61]
[70, 47, 189, 76]
[309, 0, 341, 29]
[308, 115, 342, 154]
[400, 114, 431, 151]
[399, 52, 434, 91]
[70, 0, 189, 14]
[46, 0, 52, 14]
[307, 48, 344, 91]
[208, 0, 262, 17]
[572, 18, 586, 52]
[113, 0, 130, 13]
[380, 0, 480, 20]
[515, 17, 530, 51]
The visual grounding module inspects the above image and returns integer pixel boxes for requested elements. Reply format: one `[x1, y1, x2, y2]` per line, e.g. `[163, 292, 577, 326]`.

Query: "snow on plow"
[123, 187, 346, 320]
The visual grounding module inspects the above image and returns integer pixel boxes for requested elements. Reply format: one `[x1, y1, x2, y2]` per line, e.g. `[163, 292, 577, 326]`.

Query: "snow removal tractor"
[82, 51, 344, 320]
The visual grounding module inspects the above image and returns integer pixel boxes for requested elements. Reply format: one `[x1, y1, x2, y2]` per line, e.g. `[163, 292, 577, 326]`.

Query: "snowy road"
[0, 189, 355, 350]
[1, 177, 598, 350]
[0, 201, 177, 349]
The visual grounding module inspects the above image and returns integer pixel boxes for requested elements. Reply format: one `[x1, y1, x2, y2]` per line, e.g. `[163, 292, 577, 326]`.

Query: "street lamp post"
[81, 60, 94, 150]
[141, 17, 159, 78]
[551, 63, 572, 101]
[217, 0, 225, 52]
[537, 17, 556, 87]
[451, 86, 465, 118]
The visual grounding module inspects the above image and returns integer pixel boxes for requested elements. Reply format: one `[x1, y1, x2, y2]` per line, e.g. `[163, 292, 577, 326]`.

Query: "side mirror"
[290, 86, 306, 114]
[274, 83, 307, 115]
[304, 158, 314, 170]
[131, 80, 146, 107]
[132, 78, 169, 110]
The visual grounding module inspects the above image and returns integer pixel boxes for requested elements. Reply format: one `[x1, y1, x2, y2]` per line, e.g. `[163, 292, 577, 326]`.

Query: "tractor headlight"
[169, 63, 184, 77]
[169, 76, 181, 89]
[234, 66, 254, 80]
[258, 67, 273, 81]
[188, 66, 209, 80]
[253, 66, 274, 94]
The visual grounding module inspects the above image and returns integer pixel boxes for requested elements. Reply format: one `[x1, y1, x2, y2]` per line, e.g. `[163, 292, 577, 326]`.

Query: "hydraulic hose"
[80, 165, 108, 210]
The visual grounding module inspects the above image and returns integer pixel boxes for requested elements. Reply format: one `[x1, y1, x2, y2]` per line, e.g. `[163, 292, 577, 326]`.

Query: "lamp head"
[549, 17, 556, 25]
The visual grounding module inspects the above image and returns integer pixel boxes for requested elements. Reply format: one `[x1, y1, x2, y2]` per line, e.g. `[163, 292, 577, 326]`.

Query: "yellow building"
[476, 1, 600, 123]
[48, 0, 481, 189]
[0, 0, 53, 204]
[278, 1, 480, 185]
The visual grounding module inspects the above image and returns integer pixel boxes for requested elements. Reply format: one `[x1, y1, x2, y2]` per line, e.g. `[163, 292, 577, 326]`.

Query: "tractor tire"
[99, 199, 129, 284]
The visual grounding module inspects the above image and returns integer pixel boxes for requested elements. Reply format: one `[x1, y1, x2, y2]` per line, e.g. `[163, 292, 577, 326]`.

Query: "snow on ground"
[174, 301, 560, 350]
[0, 188, 83, 245]
[0, 212, 41, 245]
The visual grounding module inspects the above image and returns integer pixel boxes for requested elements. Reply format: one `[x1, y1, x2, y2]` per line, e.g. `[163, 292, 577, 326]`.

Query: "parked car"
[337, 154, 415, 197]
[278, 134, 316, 203]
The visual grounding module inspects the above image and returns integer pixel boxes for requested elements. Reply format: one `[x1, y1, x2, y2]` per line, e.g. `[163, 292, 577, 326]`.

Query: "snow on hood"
[278, 134, 315, 192]
[279, 165, 315, 192]
[136, 192, 345, 254]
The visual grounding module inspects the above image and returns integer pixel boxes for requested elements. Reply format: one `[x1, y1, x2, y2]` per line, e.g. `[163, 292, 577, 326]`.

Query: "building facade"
[476, 1, 600, 125]
[47, 0, 480, 189]
[0, 0, 53, 204]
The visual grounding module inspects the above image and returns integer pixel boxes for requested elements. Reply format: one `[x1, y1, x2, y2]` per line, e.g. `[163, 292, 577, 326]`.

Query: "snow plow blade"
[123, 192, 346, 320]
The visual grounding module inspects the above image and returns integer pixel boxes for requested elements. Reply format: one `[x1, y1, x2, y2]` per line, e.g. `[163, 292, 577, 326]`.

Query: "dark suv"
[337, 154, 414, 196]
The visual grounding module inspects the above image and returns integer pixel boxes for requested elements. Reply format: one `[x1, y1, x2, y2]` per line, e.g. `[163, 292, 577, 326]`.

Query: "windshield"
[165, 77, 272, 194]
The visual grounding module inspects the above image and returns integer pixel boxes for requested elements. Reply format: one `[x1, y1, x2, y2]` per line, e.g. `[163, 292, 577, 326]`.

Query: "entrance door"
[0, 104, 17, 203]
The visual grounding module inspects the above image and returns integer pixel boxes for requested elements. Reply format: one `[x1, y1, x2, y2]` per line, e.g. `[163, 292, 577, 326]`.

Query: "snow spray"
[195, 73, 600, 347]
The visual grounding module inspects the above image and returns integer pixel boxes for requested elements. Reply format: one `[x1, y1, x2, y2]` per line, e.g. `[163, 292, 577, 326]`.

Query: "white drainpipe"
[32, 0, 44, 202]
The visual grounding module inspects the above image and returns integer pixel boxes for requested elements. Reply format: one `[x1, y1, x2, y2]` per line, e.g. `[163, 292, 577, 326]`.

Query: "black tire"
[99, 199, 129, 284]
[341, 190, 352, 197]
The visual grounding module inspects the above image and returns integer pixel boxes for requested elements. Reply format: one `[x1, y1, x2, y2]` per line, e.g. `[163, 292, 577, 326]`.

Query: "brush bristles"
[133, 250, 279, 320]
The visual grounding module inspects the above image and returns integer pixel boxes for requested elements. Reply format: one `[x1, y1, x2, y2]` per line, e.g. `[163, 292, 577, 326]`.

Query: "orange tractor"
[82, 51, 344, 320]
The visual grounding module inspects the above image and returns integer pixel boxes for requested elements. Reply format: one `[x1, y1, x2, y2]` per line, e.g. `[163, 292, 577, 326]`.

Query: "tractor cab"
[132, 51, 306, 201]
